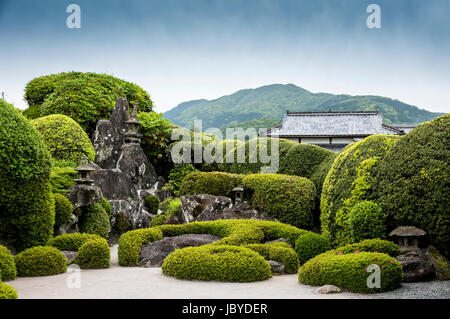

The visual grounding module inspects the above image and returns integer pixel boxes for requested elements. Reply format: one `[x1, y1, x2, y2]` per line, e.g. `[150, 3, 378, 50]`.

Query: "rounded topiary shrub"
[78, 203, 110, 238]
[298, 252, 403, 293]
[162, 245, 272, 282]
[14, 246, 67, 277]
[320, 134, 401, 247]
[372, 114, 450, 257]
[98, 198, 112, 218]
[179, 171, 244, 197]
[244, 243, 299, 273]
[53, 193, 73, 232]
[50, 166, 77, 195]
[295, 233, 331, 265]
[242, 174, 316, 229]
[47, 233, 103, 251]
[31, 114, 95, 167]
[0, 100, 55, 251]
[144, 195, 160, 214]
[76, 238, 110, 269]
[349, 201, 387, 243]
[0, 282, 18, 299]
[24, 72, 153, 135]
[0, 245, 16, 281]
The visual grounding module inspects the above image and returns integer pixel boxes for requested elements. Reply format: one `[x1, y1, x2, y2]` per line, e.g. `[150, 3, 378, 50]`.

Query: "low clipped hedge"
[244, 242, 299, 273]
[47, 233, 103, 251]
[14, 246, 67, 277]
[76, 238, 110, 269]
[295, 233, 331, 265]
[162, 245, 272, 282]
[298, 252, 403, 293]
[332, 239, 401, 257]
[53, 193, 73, 232]
[0, 282, 18, 299]
[242, 174, 316, 229]
[179, 171, 244, 197]
[0, 245, 16, 281]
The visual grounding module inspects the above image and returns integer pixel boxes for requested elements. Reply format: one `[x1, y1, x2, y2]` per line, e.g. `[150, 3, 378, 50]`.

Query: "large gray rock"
[61, 251, 78, 263]
[267, 260, 285, 275]
[395, 250, 435, 282]
[118, 143, 157, 190]
[139, 234, 221, 267]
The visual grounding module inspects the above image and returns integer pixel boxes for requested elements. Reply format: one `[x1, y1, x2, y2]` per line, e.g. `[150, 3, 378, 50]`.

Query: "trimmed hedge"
[179, 171, 244, 197]
[0, 245, 17, 281]
[14, 246, 67, 277]
[295, 233, 331, 265]
[321, 134, 401, 247]
[331, 239, 401, 257]
[242, 174, 316, 229]
[298, 252, 403, 293]
[47, 233, 103, 251]
[0, 282, 18, 299]
[118, 228, 163, 266]
[0, 100, 55, 251]
[53, 193, 73, 232]
[349, 201, 387, 243]
[372, 114, 450, 257]
[244, 243, 299, 273]
[162, 245, 272, 282]
[78, 203, 110, 238]
[144, 195, 160, 214]
[31, 114, 95, 167]
[167, 164, 198, 193]
[50, 166, 77, 195]
[76, 238, 110, 269]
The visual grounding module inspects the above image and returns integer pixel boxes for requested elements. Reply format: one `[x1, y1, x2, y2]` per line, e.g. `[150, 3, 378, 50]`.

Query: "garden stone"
[315, 285, 342, 294]
[139, 234, 221, 267]
[179, 195, 233, 223]
[395, 250, 435, 282]
[426, 246, 450, 280]
[58, 213, 79, 235]
[61, 251, 78, 263]
[118, 143, 157, 190]
[267, 260, 285, 275]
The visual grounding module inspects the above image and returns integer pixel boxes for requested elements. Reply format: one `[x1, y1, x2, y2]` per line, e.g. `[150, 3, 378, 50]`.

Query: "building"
[260, 110, 406, 152]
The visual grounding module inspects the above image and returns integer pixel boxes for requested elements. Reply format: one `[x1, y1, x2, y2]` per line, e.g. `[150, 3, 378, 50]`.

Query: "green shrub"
[332, 238, 401, 257]
[349, 201, 387, 243]
[150, 198, 181, 227]
[298, 252, 403, 293]
[118, 228, 163, 266]
[47, 233, 103, 251]
[53, 193, 73, 232]
[321, 134, 401, 247]
[99, 198, 112, 218]
[14, 246, 67, 277]
[50, 166, 77, 195]
[0, 282, 18, 299]
[0, 100, 55, 251]
[115, 212, 132, 234]
[162, 245, 272, 282]
[78, 203, 110, 238]
[31, 114, 95, 167]
[242, 174, 316, 229]
[168, 164, 198, 193]
[144, 195, 160, 214]
[295, 233, 331, 265]
[372, 114, 450, 257]
[76, 238, 110, 269]
[244, 243, 299, 273]
[180, 171, 244, 197]
[0, 245, 16, 281]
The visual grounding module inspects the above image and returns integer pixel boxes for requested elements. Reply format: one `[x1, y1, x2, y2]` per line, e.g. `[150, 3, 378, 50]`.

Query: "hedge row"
[244, 242, 299, 273]
[179, 171, 243, 198]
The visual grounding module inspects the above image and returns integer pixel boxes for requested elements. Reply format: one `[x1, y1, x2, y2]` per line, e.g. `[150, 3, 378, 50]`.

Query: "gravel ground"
[8, 245, 450, 299]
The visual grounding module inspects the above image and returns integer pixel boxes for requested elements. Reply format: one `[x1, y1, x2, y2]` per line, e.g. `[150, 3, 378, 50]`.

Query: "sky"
[0, 0, 449, 113]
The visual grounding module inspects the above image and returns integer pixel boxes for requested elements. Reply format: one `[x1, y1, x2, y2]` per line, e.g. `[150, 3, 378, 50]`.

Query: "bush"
[295, 233, 331, 265]
[78, 203, 110, 238]
[242, 174, 316, 229]
[321, 134, 401, 247]
[76, 238, 110, 269]
[0, 100, 55, 251]
[372, 114, 450, 257]
[0, 282, 18, 299]
[349, 201, 387, 243]
[31, 114, 95, 167]
[332, 238, 401, 257]
[47, 233, 103, 251]
[298, 252, 403, 293]
[180, 171, 244, 197]
[118, 228, 163, 266]
[162, 245, 272, 282]
[167, 164, 198, 193]
[14, 246, 67, 277]
[50, 166, 77, 195]
[150, 198, 181, 227]
[0, 245, 16, 281]
[244, 243, 299, 273]
[24, 72, 153, 135]
[53, 193, 73, 232]
[144, 195, 160, 214]
[98, 198, 112, 218]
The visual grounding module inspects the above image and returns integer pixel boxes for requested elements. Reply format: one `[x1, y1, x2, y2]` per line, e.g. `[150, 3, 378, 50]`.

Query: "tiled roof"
[263, 111, 403, 137]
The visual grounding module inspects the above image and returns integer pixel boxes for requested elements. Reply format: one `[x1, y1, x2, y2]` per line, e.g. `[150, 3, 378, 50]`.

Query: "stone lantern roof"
[74, 155, 95, 185]
[389, 226, 427, 237]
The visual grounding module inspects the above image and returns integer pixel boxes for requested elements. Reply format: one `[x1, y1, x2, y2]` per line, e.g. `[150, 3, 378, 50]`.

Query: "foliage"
[294, 233, 331, 265]
[244, 243, 299, 273]
[372, 114, 450, 257]
[0, 100, 55, 251]
[180, 171, 244, 198]
[0, 245, 16, 281]
[349, 201, 387, 243]
[50, 166, 77, 195]
[167, 164, 198, 194]
[53, 193, 73, 232]
[75, 238, 110, 269]
[24, 72, 153, 135]
[98, 198, 112, 218]
[0, 282, 18, 299]
[47, 233, 104, 251]
[78, 203, 110, 238]
[298, 252, 403, 293]
[320, 134, 401, 247]
[118, 228, 163, 266]
[144, 195, 160, 214]
[31, 114, 95, 167]
[14, 246, 67, 277]
[115, 212, 132, 234]
[150, 197, 181, 227]
[162, 245, 272, 282]
[242, 174, 316, 229]
[331, 239, 401, 257]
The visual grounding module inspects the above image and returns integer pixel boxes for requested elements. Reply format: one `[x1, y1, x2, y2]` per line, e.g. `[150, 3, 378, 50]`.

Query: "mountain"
[163, 84, 443, 130]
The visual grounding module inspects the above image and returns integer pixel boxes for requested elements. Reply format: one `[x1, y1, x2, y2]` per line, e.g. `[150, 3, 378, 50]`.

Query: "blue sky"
[0, 0, 449, 113]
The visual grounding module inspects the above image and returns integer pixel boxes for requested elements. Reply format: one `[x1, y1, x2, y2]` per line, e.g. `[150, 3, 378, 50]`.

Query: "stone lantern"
[232, 187, 244, 204]
[389, 226, 426, 252]
[74, 155, 95, 185]
[124, 102, 143, 145]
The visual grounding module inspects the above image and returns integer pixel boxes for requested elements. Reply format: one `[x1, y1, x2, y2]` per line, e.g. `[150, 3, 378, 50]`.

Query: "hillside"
[163, 84, 443, 130]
